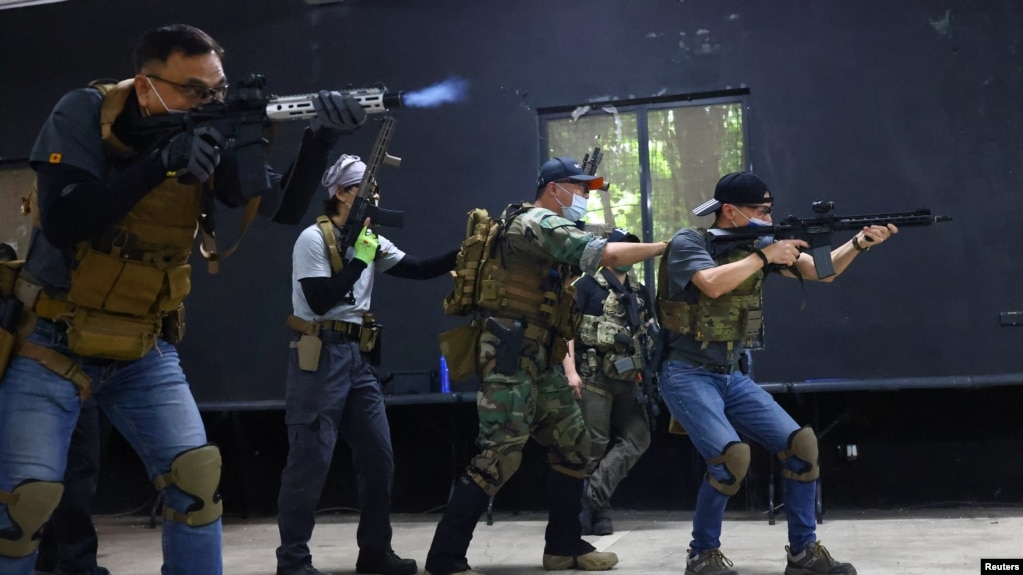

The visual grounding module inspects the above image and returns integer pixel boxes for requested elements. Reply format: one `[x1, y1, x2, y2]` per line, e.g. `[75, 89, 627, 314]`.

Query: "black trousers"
[275, 335, 396, 568]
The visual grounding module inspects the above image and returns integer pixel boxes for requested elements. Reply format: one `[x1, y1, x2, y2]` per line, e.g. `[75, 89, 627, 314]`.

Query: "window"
[539, 89, 749, 287]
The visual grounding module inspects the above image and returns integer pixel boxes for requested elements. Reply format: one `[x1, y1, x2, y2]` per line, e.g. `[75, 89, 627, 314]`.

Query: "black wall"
[3, 0, 1022, 510]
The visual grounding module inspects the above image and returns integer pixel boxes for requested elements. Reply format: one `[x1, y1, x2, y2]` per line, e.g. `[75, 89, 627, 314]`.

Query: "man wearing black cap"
[424, 157, 666, 575]
[561, 228, 654, 537]
[658, 171, 896, 575]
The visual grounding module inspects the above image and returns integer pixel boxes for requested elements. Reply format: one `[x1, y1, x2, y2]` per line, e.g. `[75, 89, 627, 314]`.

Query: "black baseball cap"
[692, 171, 774, 217]
[537, 156, 605, 190]
[607, 228, 640, 243]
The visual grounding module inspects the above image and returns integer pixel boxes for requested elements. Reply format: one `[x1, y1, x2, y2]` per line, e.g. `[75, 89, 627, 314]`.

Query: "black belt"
[667, 350, 736, 374]
[317, 319, 362, 339]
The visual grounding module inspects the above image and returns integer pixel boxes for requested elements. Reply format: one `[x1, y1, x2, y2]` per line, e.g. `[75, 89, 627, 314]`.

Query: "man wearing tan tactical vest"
[561, 228, 655, 538]
[276, 154, 458, 575]
[0, 24, 366, 575]
[424, 157, 667, 575]
[659, 172, 897, 575]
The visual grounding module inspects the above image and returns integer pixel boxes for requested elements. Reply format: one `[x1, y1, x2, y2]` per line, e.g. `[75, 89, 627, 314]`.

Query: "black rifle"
[636, 320, 664, 432]
[133, 74, 404, 223]
[706, 202, 952, 278]
[580, 146, 610, 192]
[335, 116, 405, 255]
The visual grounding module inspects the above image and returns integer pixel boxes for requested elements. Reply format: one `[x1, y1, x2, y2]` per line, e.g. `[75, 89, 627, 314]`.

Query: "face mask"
[145, 76, 187, 114]
[730, 206, 772, 228]
[555, 184, 588, 222]
[613, 264, 633, 274]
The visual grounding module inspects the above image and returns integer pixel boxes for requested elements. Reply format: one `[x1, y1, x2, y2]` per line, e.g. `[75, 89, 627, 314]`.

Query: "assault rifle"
[636, 319, 663, 432]
[580, 146, 610, 192]
[706, 202, 952, 278]
[133, 74, 405, 223]
[337, 116, 404, 254]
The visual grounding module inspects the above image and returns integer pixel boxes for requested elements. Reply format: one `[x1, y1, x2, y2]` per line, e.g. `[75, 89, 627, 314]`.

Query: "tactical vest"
[443, 204, 579, 354]
[40, 80, 203, 360]
[577, 270, 650, 380]
[657, 230, 765, 353]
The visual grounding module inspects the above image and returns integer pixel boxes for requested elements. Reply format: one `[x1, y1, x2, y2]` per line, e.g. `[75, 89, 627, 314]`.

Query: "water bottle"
[439, 355, 451, 393]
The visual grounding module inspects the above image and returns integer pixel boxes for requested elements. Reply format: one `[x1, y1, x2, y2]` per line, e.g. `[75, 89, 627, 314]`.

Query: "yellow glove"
[352, 226, 379, 265]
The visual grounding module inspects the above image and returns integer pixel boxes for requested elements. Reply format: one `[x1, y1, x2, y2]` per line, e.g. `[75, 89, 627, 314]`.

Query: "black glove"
[311, 90, 367, 133]
[160, 126, 226, 183]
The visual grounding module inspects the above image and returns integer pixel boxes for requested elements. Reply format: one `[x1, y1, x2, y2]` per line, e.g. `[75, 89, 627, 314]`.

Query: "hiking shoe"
[591, 510, 614, 536]
[277, 563, 334, 575]
[785, 541, 857, 575]
[356, 550, 417, 575]
[542, 550, 618, 571]
[685, 548, 737, 575]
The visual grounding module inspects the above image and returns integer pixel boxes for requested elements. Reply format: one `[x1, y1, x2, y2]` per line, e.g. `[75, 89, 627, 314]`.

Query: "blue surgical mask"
[555, 184, 588, 222]
[731, 206, 772, 228]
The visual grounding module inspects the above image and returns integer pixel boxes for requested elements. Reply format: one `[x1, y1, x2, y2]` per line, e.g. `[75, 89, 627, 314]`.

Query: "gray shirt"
[291, 223, 405, 323]
[663, 228, 775, 365]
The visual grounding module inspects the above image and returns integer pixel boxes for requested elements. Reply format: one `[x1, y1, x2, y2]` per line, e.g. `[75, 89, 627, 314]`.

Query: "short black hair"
[0, 243, 17, 262]
[133, 24, 224, 72]
[323, 194, 342, 217]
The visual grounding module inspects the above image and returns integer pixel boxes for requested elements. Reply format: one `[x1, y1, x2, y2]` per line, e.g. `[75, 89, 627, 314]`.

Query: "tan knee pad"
[777, 426, 819, 482]
[706, 441, 751, 496]
[468, 449, 523, 497]
[153, 444, 223, 527]
[0, 480, 64, 558]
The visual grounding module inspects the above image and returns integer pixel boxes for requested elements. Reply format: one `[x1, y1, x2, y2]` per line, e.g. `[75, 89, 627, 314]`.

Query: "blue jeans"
[658, 359, 817, 554]
[0, 321, 222, 575]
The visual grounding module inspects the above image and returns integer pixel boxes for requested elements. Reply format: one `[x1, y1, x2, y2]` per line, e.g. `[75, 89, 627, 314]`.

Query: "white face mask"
[730, 206, 771, 228]
[555, 184, 588, 222]
[145, 76, 187, 114]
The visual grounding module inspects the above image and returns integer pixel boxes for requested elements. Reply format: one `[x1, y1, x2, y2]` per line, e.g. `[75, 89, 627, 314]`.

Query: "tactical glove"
[352, 226, 379, 265]
[311, 90, 367, 134]
[160, 126, 225, 183]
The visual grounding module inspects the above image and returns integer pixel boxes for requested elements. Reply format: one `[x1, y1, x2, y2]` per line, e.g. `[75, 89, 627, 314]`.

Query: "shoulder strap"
[315, 215, 345, 274]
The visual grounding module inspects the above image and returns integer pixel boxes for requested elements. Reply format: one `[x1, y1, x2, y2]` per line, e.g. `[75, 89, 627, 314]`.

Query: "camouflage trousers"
[577, 361, 651, 511]
[466, 329, 591, 498]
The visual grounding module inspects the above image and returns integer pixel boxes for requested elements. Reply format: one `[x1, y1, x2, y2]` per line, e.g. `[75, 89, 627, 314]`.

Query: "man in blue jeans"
[657, 172, 898, 575]
[0, 23, 365, 575]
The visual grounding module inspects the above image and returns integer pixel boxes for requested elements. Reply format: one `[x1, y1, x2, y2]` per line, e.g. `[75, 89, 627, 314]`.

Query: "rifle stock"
[706, 204, 952, 278]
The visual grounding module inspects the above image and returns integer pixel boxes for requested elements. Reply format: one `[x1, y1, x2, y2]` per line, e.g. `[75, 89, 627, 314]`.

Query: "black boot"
[356, 549, 417, 575]
[424, 474, 491, 575]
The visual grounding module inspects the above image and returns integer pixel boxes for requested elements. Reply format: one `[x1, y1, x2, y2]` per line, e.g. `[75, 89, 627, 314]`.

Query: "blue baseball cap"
[537, 156, 605, 190]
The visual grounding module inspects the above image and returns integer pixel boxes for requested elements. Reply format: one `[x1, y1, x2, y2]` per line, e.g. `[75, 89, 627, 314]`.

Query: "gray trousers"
[276, 332, 395, 568]
[578, 362, 652, 511]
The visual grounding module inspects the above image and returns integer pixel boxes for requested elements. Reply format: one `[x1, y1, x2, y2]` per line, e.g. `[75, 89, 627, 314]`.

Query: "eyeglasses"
[555, 180, 588, 194]
[146, 74, 228, 101]
[734, 204, 773, 216]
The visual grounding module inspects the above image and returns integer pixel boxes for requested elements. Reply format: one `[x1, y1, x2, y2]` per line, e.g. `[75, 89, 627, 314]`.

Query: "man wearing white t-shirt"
[275, 154, 458, 575]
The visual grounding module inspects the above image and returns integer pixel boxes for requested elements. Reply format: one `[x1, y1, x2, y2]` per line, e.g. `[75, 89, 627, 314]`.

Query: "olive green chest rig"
[577, 270, 651, 381]
[442, 203, 580, 348]
[656, 229, 766, 353]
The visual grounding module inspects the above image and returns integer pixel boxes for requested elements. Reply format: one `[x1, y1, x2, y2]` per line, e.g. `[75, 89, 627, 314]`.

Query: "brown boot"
[542, 550, 619, 571]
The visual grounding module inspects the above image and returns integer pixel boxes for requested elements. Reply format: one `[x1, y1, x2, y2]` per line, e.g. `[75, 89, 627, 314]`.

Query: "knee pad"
[0, 480, 64, 558]
[706, 441, 751, 496]
[153, 444, 223, 527]
[468, 448, 523, 497]
[777, 426, 819, 482]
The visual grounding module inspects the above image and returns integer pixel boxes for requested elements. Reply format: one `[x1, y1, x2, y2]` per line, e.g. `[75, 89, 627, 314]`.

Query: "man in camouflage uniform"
[562, 229, 654, 537]
[659, 172, 897, 575]
[424, 157, 666, 575]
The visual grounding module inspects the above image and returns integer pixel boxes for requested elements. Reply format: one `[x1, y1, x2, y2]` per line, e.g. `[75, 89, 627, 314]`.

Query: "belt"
[316, 319, 362, 339]
[667, 350, 736, 374]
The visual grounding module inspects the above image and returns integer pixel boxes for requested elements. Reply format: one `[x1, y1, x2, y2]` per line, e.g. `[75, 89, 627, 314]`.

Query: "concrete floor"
[87, 507, 1022, 575]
